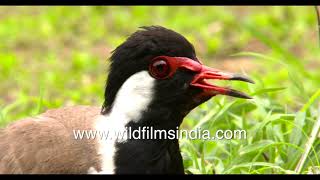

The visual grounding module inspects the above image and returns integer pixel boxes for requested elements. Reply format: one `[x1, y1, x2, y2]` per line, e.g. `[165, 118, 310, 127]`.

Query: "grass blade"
[239, 140, 274, 155]
[295, 104, 320, 173]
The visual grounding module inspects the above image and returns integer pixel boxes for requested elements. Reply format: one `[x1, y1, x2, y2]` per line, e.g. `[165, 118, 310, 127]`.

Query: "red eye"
[149, 59, 171, 79]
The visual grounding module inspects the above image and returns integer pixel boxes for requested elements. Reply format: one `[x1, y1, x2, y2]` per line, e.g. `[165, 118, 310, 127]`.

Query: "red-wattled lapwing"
[0, 26, 254, 174]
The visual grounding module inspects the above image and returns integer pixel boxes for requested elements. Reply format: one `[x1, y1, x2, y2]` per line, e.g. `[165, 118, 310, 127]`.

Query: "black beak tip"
[244, 95, 253, 99]
[227, 89, 253, 99]
[243, 78, 255, 84]
[230, 74, 255, 84]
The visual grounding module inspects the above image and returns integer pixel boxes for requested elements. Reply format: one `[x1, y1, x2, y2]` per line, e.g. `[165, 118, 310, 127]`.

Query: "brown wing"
[0, 105, 102, 174]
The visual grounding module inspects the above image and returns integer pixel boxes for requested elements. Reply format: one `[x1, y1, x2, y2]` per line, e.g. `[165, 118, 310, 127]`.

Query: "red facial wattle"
[149, 56, 254, 99]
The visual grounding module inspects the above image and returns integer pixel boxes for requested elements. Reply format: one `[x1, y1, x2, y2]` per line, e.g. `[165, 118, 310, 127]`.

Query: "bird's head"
[102, 26, 254, 128]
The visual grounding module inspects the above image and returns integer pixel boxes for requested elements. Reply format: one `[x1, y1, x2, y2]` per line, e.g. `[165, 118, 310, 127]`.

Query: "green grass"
[0, 6, 319, 174]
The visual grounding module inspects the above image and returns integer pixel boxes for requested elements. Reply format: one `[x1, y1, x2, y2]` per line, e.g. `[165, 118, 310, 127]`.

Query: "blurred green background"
[0, 6, 319, 174]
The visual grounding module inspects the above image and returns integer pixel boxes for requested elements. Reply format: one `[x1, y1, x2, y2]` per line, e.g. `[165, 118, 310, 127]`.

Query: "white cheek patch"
[93, 70, 155, 174]
[110, 70, 155, 123]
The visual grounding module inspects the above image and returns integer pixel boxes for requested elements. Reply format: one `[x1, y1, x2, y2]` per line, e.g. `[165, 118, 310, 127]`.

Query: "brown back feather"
[0, 105, 102, 174]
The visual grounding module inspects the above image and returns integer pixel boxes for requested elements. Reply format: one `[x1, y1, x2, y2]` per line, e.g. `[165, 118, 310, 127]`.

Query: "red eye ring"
[149, 58, 172, 79]
[148, 56, 203, 80]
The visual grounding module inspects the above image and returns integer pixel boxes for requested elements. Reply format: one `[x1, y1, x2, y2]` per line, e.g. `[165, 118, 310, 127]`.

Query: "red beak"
[151, 56, 254, 99]
[190, 65, 254, 99]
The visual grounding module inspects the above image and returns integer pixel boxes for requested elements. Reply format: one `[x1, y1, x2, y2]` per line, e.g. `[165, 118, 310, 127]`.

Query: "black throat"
[113, 108, 186, 174]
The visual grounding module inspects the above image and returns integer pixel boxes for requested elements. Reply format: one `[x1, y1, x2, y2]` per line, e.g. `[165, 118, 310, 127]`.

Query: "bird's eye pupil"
[156, 64, 164, 72]
[149, 59, 171, 79]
